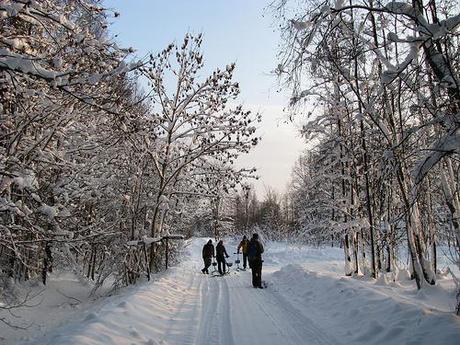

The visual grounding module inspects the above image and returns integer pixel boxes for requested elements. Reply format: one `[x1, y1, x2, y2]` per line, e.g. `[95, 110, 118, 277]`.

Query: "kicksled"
[209, 260, 236, 277]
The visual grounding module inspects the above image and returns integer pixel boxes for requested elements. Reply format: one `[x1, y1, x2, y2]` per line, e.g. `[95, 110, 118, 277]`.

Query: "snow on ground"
[2, 238, 459, 345]
[0, 271, 115, 344]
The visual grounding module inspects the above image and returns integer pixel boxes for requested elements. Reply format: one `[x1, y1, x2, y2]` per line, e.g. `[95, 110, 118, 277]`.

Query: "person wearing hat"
[247, 233, 264, 288]
[201, 239, 215, 274]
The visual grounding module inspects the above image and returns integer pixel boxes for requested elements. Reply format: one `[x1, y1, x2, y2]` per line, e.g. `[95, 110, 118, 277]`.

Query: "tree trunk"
[42, 242, 52, 285]
[344, 234, 353, 276]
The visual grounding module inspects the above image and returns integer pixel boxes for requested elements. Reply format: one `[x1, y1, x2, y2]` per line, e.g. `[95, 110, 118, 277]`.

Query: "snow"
[0, 2, 24, 17]
[158, 195, 170, 211]
[0, 49, 62, 81]
[384, 2, 416, 17]
[0, 271, 113, 345]
[2, 238, 459, 345]
[12, 171, 38, 191]
[127, 237, 163, 246]
[38, 204, 57, 219]
[413, 127, 460, 184]
[290, 19, 312, 31]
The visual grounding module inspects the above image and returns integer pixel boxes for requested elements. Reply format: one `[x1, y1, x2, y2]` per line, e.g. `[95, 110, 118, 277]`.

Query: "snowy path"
[227, 272, 338, 345]
[195, 268, 339, 345]
[15, 238, 460, 345]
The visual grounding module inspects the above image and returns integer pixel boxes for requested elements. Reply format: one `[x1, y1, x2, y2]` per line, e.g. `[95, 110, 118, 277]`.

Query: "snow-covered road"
[17, 238, 460, 345]
[196, 265, 338, 345]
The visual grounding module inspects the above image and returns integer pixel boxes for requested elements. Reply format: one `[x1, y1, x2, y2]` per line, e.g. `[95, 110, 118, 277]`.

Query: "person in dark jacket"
[248, 233, 264, 288]
[237, 235, 249, 269]
[215, 240, 230, 275]
[201, 239, 215, 274]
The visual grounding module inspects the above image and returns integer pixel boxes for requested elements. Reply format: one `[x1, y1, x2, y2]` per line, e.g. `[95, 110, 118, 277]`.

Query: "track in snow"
[225, 269, 340, 345]
[152, 262, 339, 345]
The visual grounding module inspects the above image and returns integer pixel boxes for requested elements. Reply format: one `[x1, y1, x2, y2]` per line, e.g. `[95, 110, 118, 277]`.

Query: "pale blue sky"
[104, 0, 305, 197]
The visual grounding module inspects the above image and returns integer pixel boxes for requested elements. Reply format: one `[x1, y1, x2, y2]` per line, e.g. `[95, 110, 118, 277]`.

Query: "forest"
[1, 0, 459, 329]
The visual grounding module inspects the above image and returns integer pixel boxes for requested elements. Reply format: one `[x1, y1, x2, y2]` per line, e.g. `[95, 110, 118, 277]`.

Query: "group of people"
[201, 233, 264, 289]
[201, 239, 230, 276]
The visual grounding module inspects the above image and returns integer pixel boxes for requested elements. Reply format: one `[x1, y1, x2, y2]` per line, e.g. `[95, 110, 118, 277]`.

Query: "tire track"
[255, 285, 342, 345]
[227, 270, 341, 345]
[217, 277, 235, 345]
[194, 275, 220, 345]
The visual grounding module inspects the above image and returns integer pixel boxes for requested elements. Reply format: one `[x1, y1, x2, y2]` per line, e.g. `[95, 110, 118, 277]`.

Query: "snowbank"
[0, 271, 115, 345]
[271, 264, 460, 344]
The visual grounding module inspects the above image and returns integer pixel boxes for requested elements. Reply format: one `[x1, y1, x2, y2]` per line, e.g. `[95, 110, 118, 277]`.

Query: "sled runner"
[234, 252, 245, 271]
[210, 261, 237, 277]
[208, 260, 218, 276]
[226, 261, 233, 271]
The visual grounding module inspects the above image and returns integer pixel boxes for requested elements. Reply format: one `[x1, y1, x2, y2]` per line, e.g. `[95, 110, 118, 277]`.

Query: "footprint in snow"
[83, 312, 98, 321]
[117, 301, 128, 308]
[129, 327, 140, 337]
